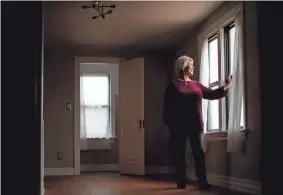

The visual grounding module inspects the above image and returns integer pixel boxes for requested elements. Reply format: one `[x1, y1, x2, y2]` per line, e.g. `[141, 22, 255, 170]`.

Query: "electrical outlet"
[57, 152, 62, 160]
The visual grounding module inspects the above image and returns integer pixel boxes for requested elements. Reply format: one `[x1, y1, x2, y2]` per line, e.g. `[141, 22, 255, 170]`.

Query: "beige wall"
[174, 1, 260, 181]
[44, 52, 75, 168]
[81, 142, 118, 164]
[44, 49, 122, 168]
[43, 48, 173, 168]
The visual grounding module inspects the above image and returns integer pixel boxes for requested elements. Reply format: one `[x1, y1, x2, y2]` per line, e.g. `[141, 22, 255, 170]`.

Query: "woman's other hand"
[224, 75, 232, 90]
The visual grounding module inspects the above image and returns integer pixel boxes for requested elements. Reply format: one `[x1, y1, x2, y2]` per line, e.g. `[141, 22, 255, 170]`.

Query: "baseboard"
[145, 166, 174, 175]
[44, 167, 75, 176]
[81, 164, 118, 172]
[187, 170, 261, 195]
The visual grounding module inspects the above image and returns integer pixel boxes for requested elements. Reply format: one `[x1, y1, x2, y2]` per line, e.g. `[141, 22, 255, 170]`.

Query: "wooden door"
[119, 57, 145, 175]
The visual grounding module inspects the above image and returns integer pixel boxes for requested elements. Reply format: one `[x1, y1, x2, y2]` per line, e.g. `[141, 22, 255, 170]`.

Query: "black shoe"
[199, 183, 212, 191]
[177, 183, 186, 189]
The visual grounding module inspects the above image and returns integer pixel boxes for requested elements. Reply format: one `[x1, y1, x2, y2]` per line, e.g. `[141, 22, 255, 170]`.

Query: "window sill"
[80, 138, 116, 151]
[86, 137, 116, 141]
[204, 129, 249, 141]
[204, 131, 228, 141]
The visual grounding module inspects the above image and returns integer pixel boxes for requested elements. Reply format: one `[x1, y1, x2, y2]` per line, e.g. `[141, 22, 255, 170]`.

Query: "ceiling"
[44, 1, 223, 51]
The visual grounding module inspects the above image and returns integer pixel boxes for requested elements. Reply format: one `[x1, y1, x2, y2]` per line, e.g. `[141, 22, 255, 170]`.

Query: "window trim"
[204, 129, 248, 141]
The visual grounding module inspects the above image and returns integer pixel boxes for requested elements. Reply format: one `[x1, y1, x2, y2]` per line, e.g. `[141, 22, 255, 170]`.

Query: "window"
[224, 22, 245, 129]
[207, 34, 220, 131]
[80, 75, 111, 138]
[203, 19, 245, 132]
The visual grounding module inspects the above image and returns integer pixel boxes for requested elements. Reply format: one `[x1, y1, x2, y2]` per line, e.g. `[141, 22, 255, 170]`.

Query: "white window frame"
[198, 4, 246, 136]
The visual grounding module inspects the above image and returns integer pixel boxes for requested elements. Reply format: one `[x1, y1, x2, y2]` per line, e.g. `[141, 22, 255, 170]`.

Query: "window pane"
[80, 75, 110, 139]
[207, 85, 219, 130]
[240, 96, 244, 128]
[227, 25, 245, 129]
[208, 38, 219, 83]
[207, 37, 220, 130]
[229, 26, 235, 74]
[81, 76, 109, 106]
[82, 106, 109, 138]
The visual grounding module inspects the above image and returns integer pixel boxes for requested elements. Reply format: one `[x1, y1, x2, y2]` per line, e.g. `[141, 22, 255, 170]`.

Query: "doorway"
[74, 57, 120, 174]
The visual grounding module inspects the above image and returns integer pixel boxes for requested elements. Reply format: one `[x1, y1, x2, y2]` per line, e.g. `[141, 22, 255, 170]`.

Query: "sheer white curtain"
[80, 75, 112, 150]
[227, 13, 244, 152]
[80, 76, 88, 149]
[199, 39, 210, 152]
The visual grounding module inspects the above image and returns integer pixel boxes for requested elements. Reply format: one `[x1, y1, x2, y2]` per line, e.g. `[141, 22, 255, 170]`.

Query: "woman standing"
[163, 56, 232, 190]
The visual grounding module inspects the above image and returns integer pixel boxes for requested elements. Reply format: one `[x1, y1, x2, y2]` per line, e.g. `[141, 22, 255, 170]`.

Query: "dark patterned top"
[163, 79, 228, 133]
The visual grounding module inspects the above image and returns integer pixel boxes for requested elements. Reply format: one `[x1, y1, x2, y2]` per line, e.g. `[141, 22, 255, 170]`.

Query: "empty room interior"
[43, 1, 261, 195]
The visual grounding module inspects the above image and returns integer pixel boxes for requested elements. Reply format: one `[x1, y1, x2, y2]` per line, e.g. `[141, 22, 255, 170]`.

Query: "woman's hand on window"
[224, 75, 232, 90]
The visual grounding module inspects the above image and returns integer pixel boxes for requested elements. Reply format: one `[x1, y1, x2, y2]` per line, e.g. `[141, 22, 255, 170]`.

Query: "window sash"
[207, 34, 222, 131]
[81, 106, 110, 139]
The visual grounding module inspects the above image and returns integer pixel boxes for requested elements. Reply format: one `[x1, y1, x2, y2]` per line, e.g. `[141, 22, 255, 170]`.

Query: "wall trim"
[187, 170, 261, 195]
[80, 164, 118, 172]
[44, 168, 75, 176]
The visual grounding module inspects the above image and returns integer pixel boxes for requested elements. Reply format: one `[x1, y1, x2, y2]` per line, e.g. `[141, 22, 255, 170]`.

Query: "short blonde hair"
[175, 56, 194, 78]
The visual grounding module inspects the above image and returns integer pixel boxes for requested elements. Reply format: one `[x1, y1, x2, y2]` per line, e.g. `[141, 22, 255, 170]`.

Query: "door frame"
[74, 57, 122, 175]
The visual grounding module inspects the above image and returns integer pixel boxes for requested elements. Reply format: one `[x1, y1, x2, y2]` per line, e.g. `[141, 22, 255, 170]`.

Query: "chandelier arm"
[101, 5, 115, 8]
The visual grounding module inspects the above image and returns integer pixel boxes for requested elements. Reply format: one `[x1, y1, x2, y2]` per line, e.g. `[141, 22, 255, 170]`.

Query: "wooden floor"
[45, 172, 252, 195]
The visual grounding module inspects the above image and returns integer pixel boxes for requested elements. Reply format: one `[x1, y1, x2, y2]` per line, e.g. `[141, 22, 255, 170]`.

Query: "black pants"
[169, 129, 207, 185]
